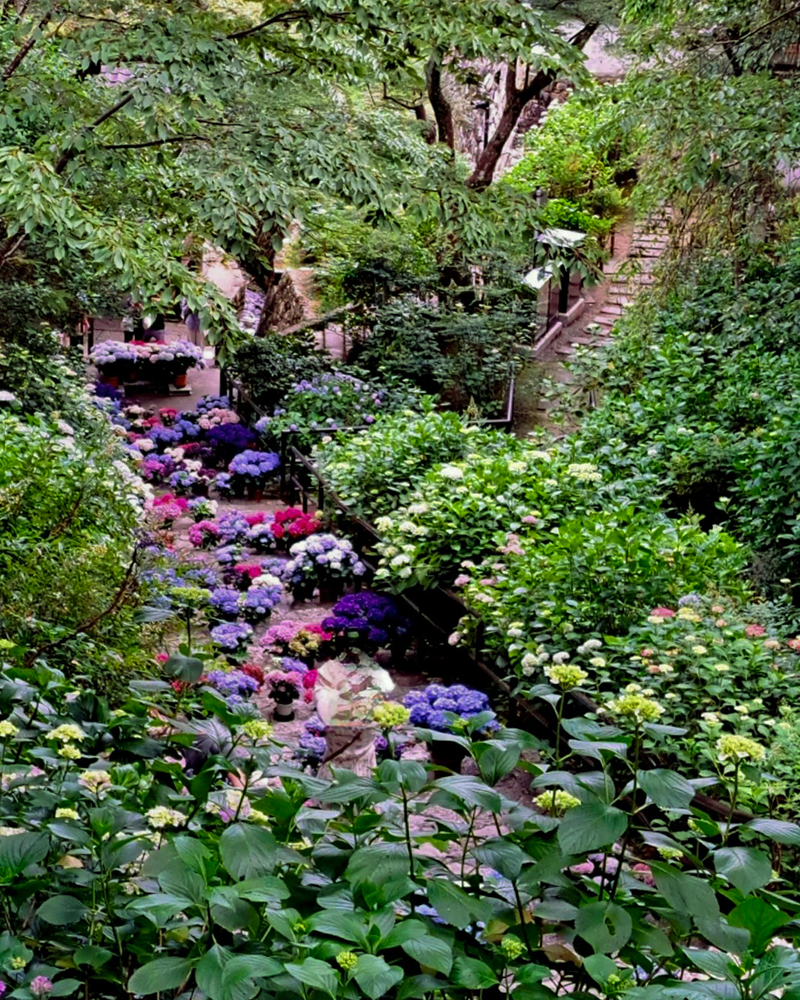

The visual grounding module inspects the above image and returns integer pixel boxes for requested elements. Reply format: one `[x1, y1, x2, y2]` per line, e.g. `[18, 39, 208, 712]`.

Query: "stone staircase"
[552, 213, 671, 360]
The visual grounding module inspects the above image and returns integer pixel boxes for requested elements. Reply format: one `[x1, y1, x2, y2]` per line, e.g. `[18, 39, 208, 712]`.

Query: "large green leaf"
[575, 902, 632, 954]
[714, 847, 772, 896]
[0, 832, 49, 880]
[638, 769, 696, 811]
[684, 948, 738, 980]
[729, 897, 789, 956]
[220, 824, 277, 879]
[285, 958, 338, 997]
[128, 958, 194, 995]
[401, 936, 453, 975]
[474, 838, 527, 880]
[451, 957, 498, 989]
[652, 865, 720, 923]
[37, 894, 87, 925]
[307, 910, 369, 946]
[346, 843, 411, 886]
[746, 819, 800, 846]
[427, 878, 489, 929]
[557, 803, 627, 855]
[430, 776, 502, 812]
[354, 954, 404, 999]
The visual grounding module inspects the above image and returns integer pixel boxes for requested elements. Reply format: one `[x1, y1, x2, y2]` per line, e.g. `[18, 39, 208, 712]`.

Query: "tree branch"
[102, 133, 207, 150]
[1, 8, 53, 82]
[226, 9, 311, 40]
[466, 21, 600, 190]
[53, 91, 134, 173]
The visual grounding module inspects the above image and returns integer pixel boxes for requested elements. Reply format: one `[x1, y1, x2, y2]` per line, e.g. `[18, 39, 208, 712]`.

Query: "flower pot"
[191, 481, 209, 498]
[318, 580, 345, 604]
[232, 481, 246, 499]
[101, 373, 119, 389]
[427, 741, 468, 776]
[247, 484, 264, 502]
[272, 700, 295, 722]
[124, 369, 139, 383]
[173, 373, 188, 388]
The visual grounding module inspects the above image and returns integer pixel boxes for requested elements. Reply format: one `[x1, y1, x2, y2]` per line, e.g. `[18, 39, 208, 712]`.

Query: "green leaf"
[575, 902, 633, 954]
[128, 958, 194, 995]
[474, 838, 526, 880]
[49, 979, 82, 997]
[346, 843, 411, 886]
[729, 897, 789, 956]
[557, 803, 628, 855]
[37, 894, 87, 925]
[73, 945, 113, 969]
[235, 876, 290, 902]
[637, 769, 696, 810]
[583, 954, 620, 985]
[307, 910, 369, 946]
[354, 954, 404, 999]
[430, 776, 502, 812]
[476, 743, 520, 785]
[286, 958, 338, 997]
[401, 936, 453, 975]
[451, 957, 498, 989]
[427, 878, 489, 929]
[714, 847, 772, 896]
[164, 653, 205, 683]
[694, 917, 750, 955]
[0, 832, 49, 879]
[684, 948, 738, 980]
[220, 824, 277, 879]
[746, 818, 800, 846]
[380, 919, 428, 949]
[652, 865, 720, 923]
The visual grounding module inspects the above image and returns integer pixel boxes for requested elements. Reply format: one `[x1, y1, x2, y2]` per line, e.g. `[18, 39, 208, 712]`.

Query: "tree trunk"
[466, 21, 600, 191]
[426, 54, 455, 149]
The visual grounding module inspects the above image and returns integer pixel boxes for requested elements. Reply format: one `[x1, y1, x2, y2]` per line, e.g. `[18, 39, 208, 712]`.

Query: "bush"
[227, 332, 330, 412]
[350, 296, 529, 415]
[0, 411, 149, 689]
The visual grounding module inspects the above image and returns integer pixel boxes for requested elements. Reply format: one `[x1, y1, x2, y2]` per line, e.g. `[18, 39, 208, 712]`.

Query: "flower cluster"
[208, 587, 241, 619]
[270, 507, 322, 541]
[373, 702, 411, 728]
[241, 578, 283, 621]
[717, 733, 765, 762]
[228, 450, 281, 483]
[204, 669, 261, 708]
[404, 684, 495, 733]
[535, 789, 582, 816]
[322, 592, 411, 650]
[262, 619, 332, 660]
[284, 534, 366, 595]
[90, 340, 138, 371]
[188, 520, 221, 548]
[209, 622, 253, 652]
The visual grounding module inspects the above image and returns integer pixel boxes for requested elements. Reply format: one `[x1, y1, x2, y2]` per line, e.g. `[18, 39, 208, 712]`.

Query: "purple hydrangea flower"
[209, 622, 253, 651]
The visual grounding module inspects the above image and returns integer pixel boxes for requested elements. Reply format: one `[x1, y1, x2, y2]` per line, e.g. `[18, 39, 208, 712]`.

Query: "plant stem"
[724, 765, 739, 844]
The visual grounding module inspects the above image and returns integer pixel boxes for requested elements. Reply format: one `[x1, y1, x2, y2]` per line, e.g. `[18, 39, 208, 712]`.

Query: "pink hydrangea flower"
[649, 607, 675, 618]
[745, 624, 765, 637]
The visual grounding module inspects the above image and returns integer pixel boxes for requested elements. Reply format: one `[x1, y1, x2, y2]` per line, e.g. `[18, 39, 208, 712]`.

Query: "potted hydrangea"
[284, 533, 366, 603]
[89, 340, 139, 387]
[266, 670, 302, 722]
[227, 450, 281, 501]
[209, 622, 252, 655]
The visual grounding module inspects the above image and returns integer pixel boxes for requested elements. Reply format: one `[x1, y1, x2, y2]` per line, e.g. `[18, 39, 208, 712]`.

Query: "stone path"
[553, 210, 670, 362]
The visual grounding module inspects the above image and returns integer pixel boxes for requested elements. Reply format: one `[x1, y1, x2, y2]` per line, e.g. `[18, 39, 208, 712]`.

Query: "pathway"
[553, 211, 671, 361]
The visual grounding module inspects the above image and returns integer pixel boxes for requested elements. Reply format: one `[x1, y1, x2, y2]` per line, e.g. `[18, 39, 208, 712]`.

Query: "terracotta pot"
[101, 373, 119, 389]
[247, 485, 264, 502]
[173, 373, 188, 388]
[124, 369, 139, 383]
[272, 700, 295, 723]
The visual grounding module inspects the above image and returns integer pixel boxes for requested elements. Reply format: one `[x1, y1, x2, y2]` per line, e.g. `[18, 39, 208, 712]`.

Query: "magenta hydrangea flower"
[30, 977, 53, 998]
